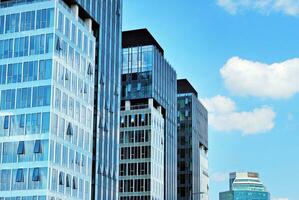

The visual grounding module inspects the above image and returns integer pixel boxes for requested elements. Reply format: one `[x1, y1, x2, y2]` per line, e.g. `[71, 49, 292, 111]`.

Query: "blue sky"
[123, 1, 299, 200]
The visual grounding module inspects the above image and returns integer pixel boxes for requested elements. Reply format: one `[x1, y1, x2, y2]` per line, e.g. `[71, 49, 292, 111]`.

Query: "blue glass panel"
[32, 168, 40, 181]
[3, 116, 9, 129]
[17, 141, 25, 155]
[39, 59, 52, 80]
[16, 169, 24, 182]
[23, 61, 38, 82]
[0, 15, 4, 34]
[41, 112, 50, 133]
[0, 64, 6, 84]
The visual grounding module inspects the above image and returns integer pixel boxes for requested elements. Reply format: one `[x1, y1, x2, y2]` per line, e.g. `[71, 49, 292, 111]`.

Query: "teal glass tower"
[0, 0, 122, 199]
[219, 172, 270, 200]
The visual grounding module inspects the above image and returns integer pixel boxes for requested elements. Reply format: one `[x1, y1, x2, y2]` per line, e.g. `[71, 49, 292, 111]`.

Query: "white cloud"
[217, 0, 299, 16]
[210, 172, 228, 182]
[272, 198, 289, 200]
[220, 57, 299, 99]
[201, 95, 276, 135]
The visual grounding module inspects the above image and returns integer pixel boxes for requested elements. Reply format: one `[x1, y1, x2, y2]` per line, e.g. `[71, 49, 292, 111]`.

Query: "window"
[65, 17, 70, 39]
[71, 23, 76, 43]
[78, 29, 82, 48]
[127, 84, 131, 93]
[83, 34, 88, 54]
[45, 34, 53, 53]
[30, 34, 45, 55]
[7, 63, 22, 83]
[72, 177, 77, 190]
[0, 64, 6, 84]
[20, 11, 35, 31]
[137, 83, 141, 91]
[5, 13, 20, 33]
[16, 169, 24, 182]
[55, 37, 62, 52]
[0, 39, 13, 59]
[39, 59, 52, 80]
[36, 8, 54, 29]
[23, 61, 38, 82]
[0, 16, 4, 34]
[68, 46, 74, 65]
[87, 63, 92, 75]
[3, 116, 9, 129]
[32, 86, 51, 107]
[66, 123, 73, 136]
[14, 37, 29, 57]
[19, 114, 25, 128]
[89, 40, 94, 59]
[34, 140, 42, 153]
[66, 174, 71, 187]
[1, 89, 16, 110]
[32, 168, 40, 181]
[0, 170, 11, 191]
[59, 172, 64, 185]
[16, 87, 32, 108]
[57, 11, 64, 33]
[41, 112, 50, 133]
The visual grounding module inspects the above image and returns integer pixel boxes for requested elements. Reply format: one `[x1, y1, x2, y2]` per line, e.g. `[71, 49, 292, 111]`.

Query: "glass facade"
[119, 100, 164, 200]
[122, 41, 177, 200]
[177, 86, 208, 200]
[219, 172, 270, 200]
[0, 0, 96, 199]
[0, 0, 122, 199]
[91, 0, 122, 200]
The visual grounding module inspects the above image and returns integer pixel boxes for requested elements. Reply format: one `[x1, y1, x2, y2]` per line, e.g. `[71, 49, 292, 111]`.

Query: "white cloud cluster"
[201, 95, 276, 135]
[220, 57, 299, 99]
[217, 0, 299, 16]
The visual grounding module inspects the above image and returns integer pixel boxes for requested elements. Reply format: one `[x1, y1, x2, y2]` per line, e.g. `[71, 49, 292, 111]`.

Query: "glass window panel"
[32, 86, 51, 107]
[5, 13, 20, 33]
[57, 11, 64, 33]
[21, 11, 35, 31]
[39, 59, 52, 80]
[0, 64, 6, 84]
[23, 61, 38, 82]
[45, 34, 53, 54]
[0, 16, 4, 34]
[16, 169, 24, 182]
[71, 23, 76, 43]
[16, 87, 32, 108]
[78, 29, 82, 48]
[41, 112, 50, 133]
[65, 17, 70, 39]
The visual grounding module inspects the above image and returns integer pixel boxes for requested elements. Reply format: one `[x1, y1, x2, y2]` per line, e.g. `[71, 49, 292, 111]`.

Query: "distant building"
[177, 79, 209, 200]
[219, 172, 270, 200]
[119, 29, 177, 200]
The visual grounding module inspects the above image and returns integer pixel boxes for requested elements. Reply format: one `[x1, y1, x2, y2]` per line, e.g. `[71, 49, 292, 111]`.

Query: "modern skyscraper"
[177, 79, 209, 200]
[119, 29, 177, 200]
[0, 0, 122, 199]
[219, 172, 270, 200]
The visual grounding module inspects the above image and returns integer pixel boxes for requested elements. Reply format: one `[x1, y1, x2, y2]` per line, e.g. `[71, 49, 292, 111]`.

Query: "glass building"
[120, 29, 177, 200]
[177, 79, 209, 200]
[219, 172, 270, 200]
[0, 0, 122, 200]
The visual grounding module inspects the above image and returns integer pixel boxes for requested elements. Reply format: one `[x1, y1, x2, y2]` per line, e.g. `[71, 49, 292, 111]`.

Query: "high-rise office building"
[0, 0, 122, 199]
[119, 29, 177, 200]
[177, 79, 209, 200]
[219, 172, 270, 200]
